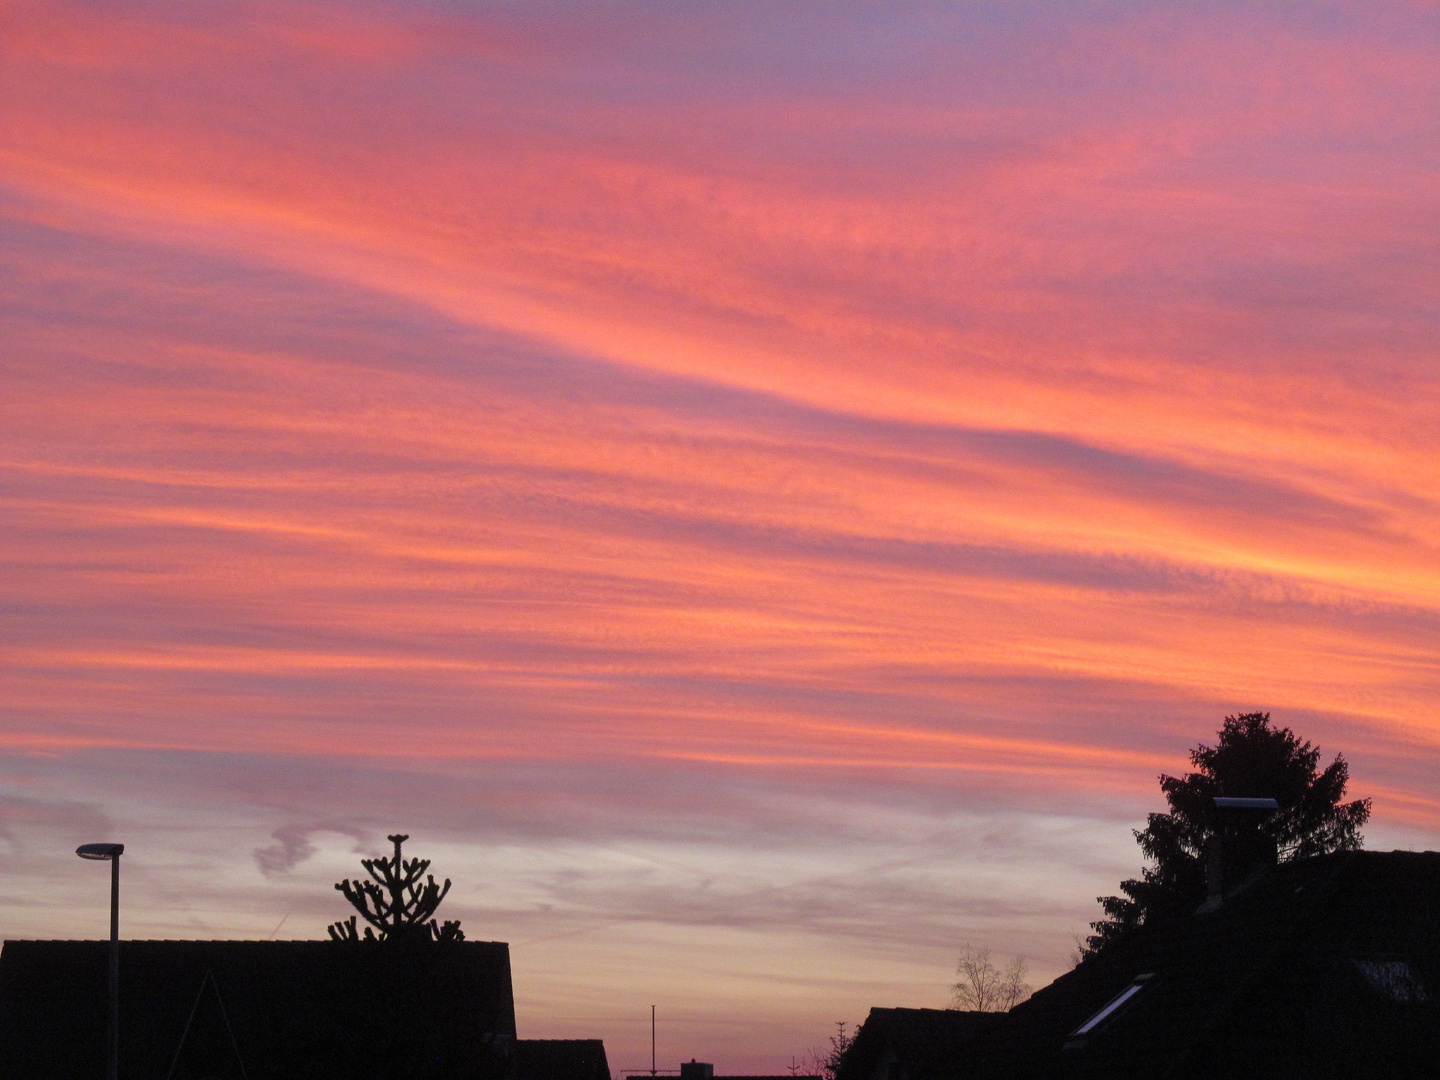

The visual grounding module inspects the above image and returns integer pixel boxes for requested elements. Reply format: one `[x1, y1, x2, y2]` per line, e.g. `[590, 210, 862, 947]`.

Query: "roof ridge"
[2, 937, 511, 945]
[1160, 847, 1357, 1080]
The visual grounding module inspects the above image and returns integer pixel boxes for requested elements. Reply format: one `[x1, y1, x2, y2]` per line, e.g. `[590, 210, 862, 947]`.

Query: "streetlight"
[77, 842, 124, 1080]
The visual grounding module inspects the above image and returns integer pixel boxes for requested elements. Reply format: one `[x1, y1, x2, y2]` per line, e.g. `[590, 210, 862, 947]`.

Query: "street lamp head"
[76, 843, 124, 860]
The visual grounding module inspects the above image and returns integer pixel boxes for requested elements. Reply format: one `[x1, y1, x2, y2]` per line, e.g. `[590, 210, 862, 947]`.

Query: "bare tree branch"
[951, 945, 1031, 1011]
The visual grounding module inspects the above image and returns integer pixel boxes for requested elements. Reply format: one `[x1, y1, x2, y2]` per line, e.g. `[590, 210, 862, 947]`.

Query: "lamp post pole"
[77, 842, 124, 1080]
[107, 853, 119, 1080]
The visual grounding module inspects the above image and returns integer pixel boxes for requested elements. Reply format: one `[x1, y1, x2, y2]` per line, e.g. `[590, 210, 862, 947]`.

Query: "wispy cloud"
[2, 0, 1439, 1071]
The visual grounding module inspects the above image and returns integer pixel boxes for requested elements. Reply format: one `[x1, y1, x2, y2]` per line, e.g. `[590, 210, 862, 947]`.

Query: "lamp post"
[77, 842, 124, 1080]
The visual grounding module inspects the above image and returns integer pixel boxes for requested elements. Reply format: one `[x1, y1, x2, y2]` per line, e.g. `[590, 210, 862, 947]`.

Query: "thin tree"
[1085, 712, 1369, 957]
[800, 1021, 856, 1080]
[824, 1021, 855, 1080]
[951, 945, 1031, 1011]
[328, 833, 465, 942]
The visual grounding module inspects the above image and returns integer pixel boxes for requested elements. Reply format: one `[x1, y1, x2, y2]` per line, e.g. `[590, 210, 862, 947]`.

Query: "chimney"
[1198, 796, 1278, 913]
[680, 1062, 714, 1080]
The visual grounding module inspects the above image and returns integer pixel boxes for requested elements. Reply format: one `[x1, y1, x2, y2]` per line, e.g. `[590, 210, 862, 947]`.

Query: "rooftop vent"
[1211, 797, 1281, 811]
[1197, 796, 1278, 913]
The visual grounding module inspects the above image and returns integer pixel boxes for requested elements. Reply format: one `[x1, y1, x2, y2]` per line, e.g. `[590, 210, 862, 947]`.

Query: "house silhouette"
[839, 850, 1440, 1080]
[0, 937, 608, 1080]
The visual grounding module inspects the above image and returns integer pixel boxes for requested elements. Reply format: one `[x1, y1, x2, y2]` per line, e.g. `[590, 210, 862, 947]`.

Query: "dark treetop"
[1086, 712, 1370, 956]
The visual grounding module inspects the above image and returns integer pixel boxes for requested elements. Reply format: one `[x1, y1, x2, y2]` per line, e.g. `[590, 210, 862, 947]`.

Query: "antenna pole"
[651, 1005, 656, 1076]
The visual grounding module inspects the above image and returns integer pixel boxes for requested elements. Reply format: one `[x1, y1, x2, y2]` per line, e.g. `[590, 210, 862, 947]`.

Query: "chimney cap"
[1213, 797, 1278, 811]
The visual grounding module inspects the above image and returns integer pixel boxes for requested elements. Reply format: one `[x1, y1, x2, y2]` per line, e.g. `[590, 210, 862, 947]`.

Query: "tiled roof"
[838, 1006, 1005, 1080]
[952, 850, 1440, 1079]
[516, 1038, 612, 1080]
[0, 938, 517, 1080]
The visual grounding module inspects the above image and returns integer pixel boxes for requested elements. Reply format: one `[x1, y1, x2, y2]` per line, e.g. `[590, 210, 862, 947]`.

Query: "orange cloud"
[2, 2, 1439, 1068]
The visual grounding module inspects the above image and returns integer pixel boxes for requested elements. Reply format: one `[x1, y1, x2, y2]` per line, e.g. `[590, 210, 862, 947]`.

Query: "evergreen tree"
[328, 833, 466, 943]
[1085, 712, 1369, 957]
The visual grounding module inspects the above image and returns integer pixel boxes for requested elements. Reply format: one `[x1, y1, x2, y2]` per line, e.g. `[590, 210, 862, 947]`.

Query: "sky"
[2, 0, 1439, 1071]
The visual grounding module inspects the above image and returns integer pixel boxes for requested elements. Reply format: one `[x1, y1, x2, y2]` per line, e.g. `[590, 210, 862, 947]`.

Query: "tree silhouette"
[328, 834, 466, 943]
[1085, 712, 1369, 957]
[951, 945, 1031, 1011]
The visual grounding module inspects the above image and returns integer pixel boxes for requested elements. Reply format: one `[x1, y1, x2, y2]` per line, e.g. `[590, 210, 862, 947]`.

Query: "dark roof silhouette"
[836, 1007, 1004, 1080]
[625, 1073, 819, 1080]
[166, 970, 249, 1079]
[514, 1039, 612, 1080]
[0, 938, 517, 1080]
[948, 850, 1440, 1079]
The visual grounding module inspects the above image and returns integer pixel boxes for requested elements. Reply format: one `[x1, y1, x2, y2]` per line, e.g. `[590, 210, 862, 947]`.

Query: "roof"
[515, 1039, 612, 1080]
[837, 1007, 1005, 1080]
[952, 850, 1440, 1079]
[0, 938, 517, 1080]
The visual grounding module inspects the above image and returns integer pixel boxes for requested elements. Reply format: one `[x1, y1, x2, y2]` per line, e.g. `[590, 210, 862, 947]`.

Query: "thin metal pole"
[651, 1005, 656, 1076]
[108, 854, 120, 1080]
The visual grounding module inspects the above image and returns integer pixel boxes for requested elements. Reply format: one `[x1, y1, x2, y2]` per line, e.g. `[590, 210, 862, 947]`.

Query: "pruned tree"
[951, 945, 1031, 1011]
[328, 833, 466, 943]
[1084, 712, 1370, 958]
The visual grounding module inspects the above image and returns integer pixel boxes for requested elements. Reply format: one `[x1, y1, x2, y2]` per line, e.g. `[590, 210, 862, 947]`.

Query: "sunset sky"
[3, 0, 1439, 1071]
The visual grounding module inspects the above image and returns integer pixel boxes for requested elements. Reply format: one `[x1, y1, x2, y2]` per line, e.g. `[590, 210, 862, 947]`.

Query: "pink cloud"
[2, 0, 1439, 1069]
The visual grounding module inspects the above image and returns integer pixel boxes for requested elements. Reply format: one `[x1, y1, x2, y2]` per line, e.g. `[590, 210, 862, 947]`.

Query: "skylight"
[1063, 974, 1154, 1050]
[1353, 958, 1428, 1004]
